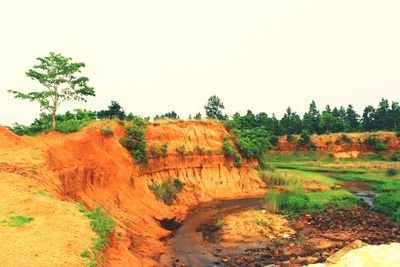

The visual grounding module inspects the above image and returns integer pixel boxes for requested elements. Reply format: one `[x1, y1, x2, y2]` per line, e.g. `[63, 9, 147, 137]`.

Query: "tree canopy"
[8, 52, 95, 129]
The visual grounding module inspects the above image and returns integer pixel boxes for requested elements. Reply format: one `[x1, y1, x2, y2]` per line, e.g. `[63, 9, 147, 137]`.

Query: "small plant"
[77, 204, 115, 266]
[176, 145, 187, 157]
[364, 136, 388, 152]
[0, 215, 33, 227]
[100, 127, 113, 136]
[297, 131, 311, 146]
[160, 143, 168, 157]
[57, 120, 89, 133]
[194, 145, 206, 155]
[340, 134, 353, 145]
[215, 217, 227, 230]
[387, 167, 398, 176]
[309, 143, 317, 151]
[80, 250, 91, 258]
[396, 131, 400, 138]
[264, 190, 282, 213]
[254, 219, 268, 226]
[148, 177, 184, 205]
[287, 134, 294, 143]
[120, 117, 147, 164]
[222, 135, 242, 167]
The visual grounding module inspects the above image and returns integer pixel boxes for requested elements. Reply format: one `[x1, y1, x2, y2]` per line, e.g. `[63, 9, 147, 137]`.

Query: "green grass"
[148, 177, 184, 205]
[264, 188, 358, 218]
[1, 215, 33, 227]
[57, 119, 91, 133]
[259, 168, 337, 188]
[77, 204, 115, 266]
[374, 193, 400, 224]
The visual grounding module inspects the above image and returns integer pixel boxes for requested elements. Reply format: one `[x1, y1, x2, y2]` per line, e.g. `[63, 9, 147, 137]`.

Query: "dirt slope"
[0, 120, 265, 266]
[274, 131, 400, 158]
[0, 134, 95, 267]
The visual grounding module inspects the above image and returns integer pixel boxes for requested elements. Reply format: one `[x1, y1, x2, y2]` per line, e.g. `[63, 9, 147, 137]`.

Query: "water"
[163, 197, 264, 267]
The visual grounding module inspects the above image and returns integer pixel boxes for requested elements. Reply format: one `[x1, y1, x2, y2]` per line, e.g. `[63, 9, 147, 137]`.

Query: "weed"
[387, 167, 398, 176]
[176, 145, 187, 157]
[100, 127, 113, 136]
[80, 250, 91, 258]
[148, 177, 184, 205]
[222, 135, 242, 167]
[1, 215, 33, 227]
[120, 118, 147, 164]
[57, 120, 90, 133]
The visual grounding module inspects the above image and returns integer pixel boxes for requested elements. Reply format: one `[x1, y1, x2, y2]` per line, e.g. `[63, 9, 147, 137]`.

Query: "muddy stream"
[163, 181, 380, 267]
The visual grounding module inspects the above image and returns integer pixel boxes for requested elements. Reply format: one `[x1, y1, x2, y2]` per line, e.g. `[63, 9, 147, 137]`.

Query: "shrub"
[309, 143, 317, 151]
[222, 135, 242, 167]
[387, 167, 398, 176]
[149, 143, 168, 158]
[287, 134, 294, 143]
[391, 150, 400, 161]
[364, 136, 388, 152]
[176, 145, 187, 157]
[269, 135, 279, 146]
[101, 127, 113, 136]
[120, 117, 147, 164]
[374, 193, 400, 224]
[194, 145, 206, 155]
[264, 190, 282, 213]
[298, 131, 311, 146]
[56, 119, 88, 133]
[340, 134, 353, 145]
[396, 131, 400, 138]
[148, 177, 184, 205]
[78, 204, 115, 265]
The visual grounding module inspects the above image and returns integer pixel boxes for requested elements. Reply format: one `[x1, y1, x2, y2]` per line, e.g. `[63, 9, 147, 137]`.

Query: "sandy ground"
[0, 146, 96, 267]
[220, 209, 295, 249]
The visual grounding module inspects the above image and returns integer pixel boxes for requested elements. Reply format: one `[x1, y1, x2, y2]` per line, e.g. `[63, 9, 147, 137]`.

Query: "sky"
[1, 0, 399, 125]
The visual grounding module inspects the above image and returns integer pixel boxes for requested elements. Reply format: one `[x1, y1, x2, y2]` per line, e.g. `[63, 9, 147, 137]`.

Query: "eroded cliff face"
[35, 120, 264, 266]
[274, 131, 400, 158]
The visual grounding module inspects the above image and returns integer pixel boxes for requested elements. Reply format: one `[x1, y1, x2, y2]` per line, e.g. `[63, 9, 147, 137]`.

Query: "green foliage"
[56, 119, 89, 133]
[0, 215, 33, 227]
[387, 167, 398, 176]
[8, 52, 95, 129]
[309, 143, 317, 151]
[97, 101, 126, 120]
[222, 135, 242, 167]
[204, 95, 227, 120]
[264, 189, 358, 218]
[149, 143, 168, 158]
[120, 117, 147, 164]
[154, 111, 179, 120]
[391, 150, 400, 161]
[297, 130, 311, 146]
[148, 177, 184, 205]
[364, 136, 388, 152]
[233, 128, 272, 160]
[78, 205, 115, 266]
[100, 127, 113, 136]
[396, 131, 400, 138]
[374, 193, 400, 224]
[340, 134, 353, 145]
[193, 145, 206, 155]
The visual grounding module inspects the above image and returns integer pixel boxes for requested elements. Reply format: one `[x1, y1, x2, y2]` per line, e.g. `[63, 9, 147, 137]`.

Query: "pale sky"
[1, 1, 399, 125]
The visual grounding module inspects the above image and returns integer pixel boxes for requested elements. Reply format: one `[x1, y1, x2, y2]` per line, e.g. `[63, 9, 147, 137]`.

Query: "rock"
[325, 239, 367, 264]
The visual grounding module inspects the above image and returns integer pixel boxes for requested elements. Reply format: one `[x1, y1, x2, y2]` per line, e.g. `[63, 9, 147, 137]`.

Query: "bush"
[222, 135, 242, 167]
[396, 131, 400, 138]
[391, 150, 400, 161]
[387, 167, 398, 176]
[297, 131, 311, 146]
[194, 145, 206, 155]
[120, 117, 147, 164]
[149, 143, 168, 158]
[176, 145, 187, 157]
[78, 204, 115, 264]
[101, 127, 113, 136]
[374, 193, 400, 224]
[340, 134, 353, 145]
[364, 136, 388, 152]
[56, 119, 88, 133]
[148, 177, 184, 205]
[287, 134, 294, 143]
[309, 143, 317, 151]
[269, 135, 280, 146]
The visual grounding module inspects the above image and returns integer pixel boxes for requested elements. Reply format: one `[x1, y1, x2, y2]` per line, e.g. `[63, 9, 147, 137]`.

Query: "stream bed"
[162, 181, 396, 267]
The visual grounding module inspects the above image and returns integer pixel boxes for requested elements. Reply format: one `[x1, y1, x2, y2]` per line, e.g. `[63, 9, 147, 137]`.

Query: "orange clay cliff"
[0, 121, 398, 266]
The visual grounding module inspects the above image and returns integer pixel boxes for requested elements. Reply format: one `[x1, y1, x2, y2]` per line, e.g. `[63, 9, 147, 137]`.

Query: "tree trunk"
[52, 112, 56, 130]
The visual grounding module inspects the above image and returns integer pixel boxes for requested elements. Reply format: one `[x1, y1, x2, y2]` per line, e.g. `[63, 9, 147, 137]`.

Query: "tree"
[362, 105, 376, 131]
[204, 95, 227, 120]
[303, 100, 320, 134]
[345, 105, 360, 132]
[280, 107, 302, 135]
[8, 52, 95, 129]
[97, 101, 126, 120]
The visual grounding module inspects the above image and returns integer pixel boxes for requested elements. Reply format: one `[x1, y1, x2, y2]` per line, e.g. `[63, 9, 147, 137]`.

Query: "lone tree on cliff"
[204, 95, 227, 120]
[8, 52, 95, 129]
